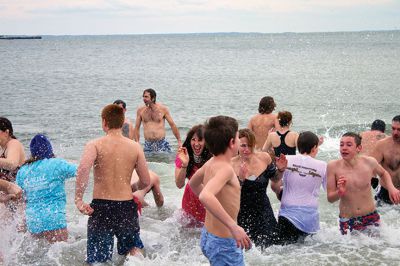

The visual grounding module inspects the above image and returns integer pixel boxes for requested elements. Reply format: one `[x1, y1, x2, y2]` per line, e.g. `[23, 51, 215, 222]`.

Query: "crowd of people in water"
[1, 88, 400, 265]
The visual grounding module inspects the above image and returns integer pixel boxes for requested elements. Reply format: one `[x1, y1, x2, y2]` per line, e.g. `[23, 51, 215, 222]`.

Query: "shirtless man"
[248, 96, 279, 150]
[189, 116, 251, 265]
[113, 99, 134, 140]
[327, 132, 400, 235]
[360, 119, 386, 156]
[371, 115, 400, 205]
[134, 88, 182, 153]
[75, 104, 150, 264]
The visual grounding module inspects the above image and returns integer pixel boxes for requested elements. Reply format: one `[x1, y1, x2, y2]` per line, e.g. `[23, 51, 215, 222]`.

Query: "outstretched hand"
[231, 225, 252, 250]
[389, 188, 400, 204]
[337, 176, 347, 197]
[275, 154, 288, 172]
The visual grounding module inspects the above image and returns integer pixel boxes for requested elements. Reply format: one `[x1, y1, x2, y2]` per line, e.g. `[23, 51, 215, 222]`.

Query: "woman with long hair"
[0, 117, 26, 182]
[232, 128, 284, 248]
[175, 125, 212, 225]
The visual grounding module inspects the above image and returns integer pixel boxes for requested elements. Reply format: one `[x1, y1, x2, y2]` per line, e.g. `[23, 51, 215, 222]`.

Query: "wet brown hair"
[239, 128, 256, 149]
[258, 96, 276, 114]
[342, 132, 362, 146]
[101, 104, 124, 129]
[277, 111, 292, 127]
[204, 116, 238, 156]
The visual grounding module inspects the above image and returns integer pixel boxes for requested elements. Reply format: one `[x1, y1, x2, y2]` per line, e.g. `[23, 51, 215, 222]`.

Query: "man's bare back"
[248, 113, 277, 150]
[91, 135, 149, 200]
[360, 130, 386, 156]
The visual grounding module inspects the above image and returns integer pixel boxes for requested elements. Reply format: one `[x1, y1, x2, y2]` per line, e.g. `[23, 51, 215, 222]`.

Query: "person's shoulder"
[8, 138, 24, 149]
[327, 158, 341, 167]
[256, 151, 271, 161]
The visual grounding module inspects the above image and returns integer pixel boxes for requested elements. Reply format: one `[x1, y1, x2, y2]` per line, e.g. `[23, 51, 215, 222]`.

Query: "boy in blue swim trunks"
[190, 116, 251, 266]
[327, 132, 400, 235]
[75, 104, 150, 264]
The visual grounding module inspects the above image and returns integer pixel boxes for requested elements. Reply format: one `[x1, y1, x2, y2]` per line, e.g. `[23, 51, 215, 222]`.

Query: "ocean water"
[1, 31, 400, 265]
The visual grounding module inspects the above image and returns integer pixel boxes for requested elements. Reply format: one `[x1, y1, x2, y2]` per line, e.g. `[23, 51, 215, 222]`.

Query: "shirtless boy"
[371, 115, 400, 205]
[327, 132, 400, 235]
[247, 96, 279, 150]
[134, 88, 182, 152]
[189, 116, 251, 266]
[75, 104, 150, 264]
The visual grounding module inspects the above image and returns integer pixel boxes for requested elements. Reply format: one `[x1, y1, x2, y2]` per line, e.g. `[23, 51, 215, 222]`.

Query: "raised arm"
[75, 142, 97, 215]
[134, 143, 151, 190]
[262, 134, 273, 153]
[164, 107, 182, 147]
[134, 108, 142, 142]
[175, 147, 189, 189]
[0, 140, 23, 171]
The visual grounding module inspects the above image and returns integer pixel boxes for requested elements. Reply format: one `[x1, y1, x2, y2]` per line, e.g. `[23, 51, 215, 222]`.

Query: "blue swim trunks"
[87, 199, 144, 264]
[144, 138, 171, 153]
[200, 227, 244, 266]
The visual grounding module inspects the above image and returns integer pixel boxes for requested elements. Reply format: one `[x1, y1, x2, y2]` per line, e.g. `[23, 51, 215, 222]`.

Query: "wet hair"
[277, 111, 292, 127]
[297, 131, 319, 154]
[113, 99, 126, 109]
[371, 119, 385, 133]
[101, 104, 124, 129]
[258, 96, 276, 114]
[239, 128, 256, 149]
[342, 132, 362, 146]
[204, 116, 238, 156]
[393, 115, 400, 123]
[182, 125, 212, 177]
[0, 117, 16, 139]
[143, 88, 157, 103]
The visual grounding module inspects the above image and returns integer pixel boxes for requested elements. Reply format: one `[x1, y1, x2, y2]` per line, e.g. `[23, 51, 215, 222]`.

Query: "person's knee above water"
[327, 132, 400, 235]
[273, 131, 327, 244]
[16, 134, 77, 243]
[134, 88, 182, 153]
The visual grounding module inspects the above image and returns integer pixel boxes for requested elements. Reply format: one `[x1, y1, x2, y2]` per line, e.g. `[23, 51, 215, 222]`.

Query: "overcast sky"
[1, 0, 399, 35]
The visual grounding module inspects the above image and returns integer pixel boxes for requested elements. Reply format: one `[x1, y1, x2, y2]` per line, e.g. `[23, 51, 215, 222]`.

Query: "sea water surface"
[1, 31, 400, 265]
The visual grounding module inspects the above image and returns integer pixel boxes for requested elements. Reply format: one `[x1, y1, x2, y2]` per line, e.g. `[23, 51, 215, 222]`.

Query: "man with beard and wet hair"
[134, 88, 182, 153]
[371, 115, 400, 205]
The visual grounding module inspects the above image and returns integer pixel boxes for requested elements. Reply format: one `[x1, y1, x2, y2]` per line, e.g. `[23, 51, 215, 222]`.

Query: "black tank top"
[238, 163, 279, 248]
[274, 131, 296, 157]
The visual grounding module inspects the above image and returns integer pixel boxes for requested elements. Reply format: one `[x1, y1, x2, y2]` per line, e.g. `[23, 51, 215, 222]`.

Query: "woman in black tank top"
[262, 111, 298, 157]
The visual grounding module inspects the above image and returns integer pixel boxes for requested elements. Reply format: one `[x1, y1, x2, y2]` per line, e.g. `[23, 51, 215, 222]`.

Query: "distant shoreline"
[0, 35, 42, 40]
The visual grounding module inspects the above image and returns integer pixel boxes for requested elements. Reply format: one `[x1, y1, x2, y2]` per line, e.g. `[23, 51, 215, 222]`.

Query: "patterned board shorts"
[339, 210, 380, 235]
[144, 138, 171, 153]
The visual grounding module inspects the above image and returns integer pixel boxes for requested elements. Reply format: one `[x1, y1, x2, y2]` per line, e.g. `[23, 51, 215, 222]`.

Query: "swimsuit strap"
[277, 130, 290, 142]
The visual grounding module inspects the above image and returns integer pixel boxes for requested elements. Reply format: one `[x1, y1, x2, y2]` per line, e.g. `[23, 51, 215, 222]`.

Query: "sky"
[0, 0, 399, 35]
